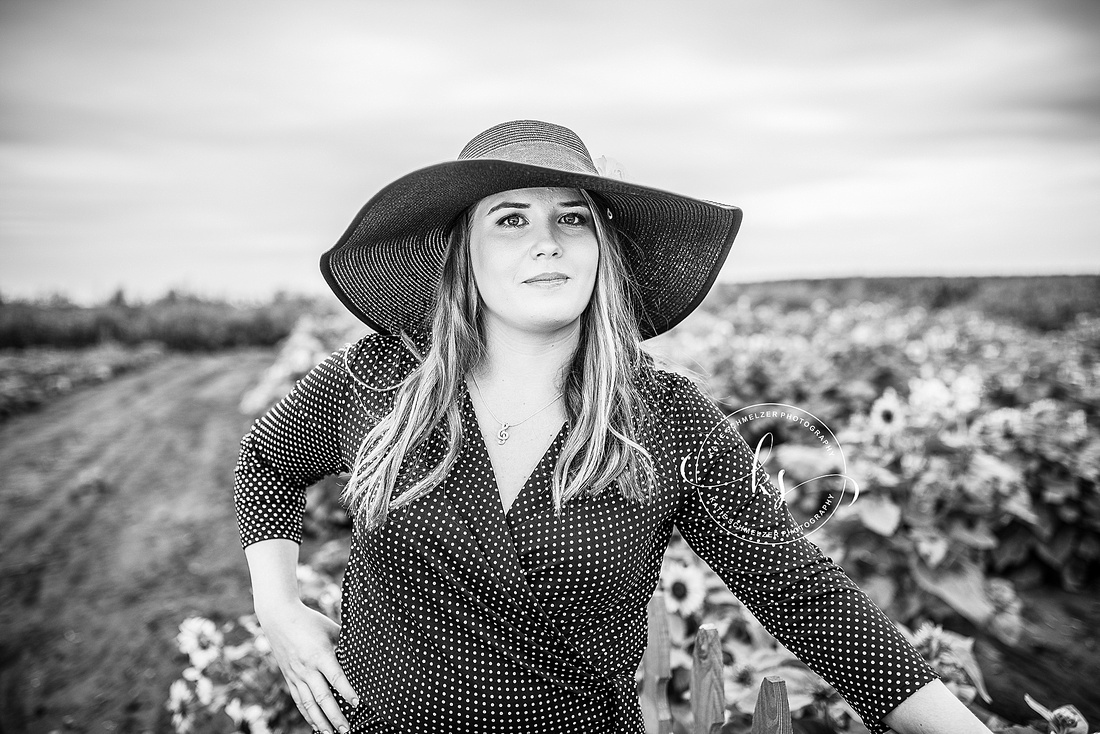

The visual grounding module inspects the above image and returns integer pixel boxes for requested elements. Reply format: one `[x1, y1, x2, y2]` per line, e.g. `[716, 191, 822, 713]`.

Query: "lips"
[523, 272, 569, 284]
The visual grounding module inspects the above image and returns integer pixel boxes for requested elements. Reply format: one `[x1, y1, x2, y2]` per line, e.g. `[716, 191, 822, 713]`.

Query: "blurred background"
[2, 1, 1099, 733]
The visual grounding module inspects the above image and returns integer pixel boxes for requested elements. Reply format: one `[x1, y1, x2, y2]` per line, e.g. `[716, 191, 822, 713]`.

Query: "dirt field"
[0, 352, 271, 734]
[1, 351, 1098, 733]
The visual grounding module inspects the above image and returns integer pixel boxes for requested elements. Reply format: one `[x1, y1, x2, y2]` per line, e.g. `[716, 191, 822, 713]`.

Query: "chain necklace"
[469, 376, 563, 445]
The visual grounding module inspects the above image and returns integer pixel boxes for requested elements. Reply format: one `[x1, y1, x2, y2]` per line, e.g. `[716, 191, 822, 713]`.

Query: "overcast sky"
[2, 0, 1098, 303]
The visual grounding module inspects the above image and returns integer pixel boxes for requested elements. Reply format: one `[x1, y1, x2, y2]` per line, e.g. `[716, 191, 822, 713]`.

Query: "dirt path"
[0, 351, 273, 734]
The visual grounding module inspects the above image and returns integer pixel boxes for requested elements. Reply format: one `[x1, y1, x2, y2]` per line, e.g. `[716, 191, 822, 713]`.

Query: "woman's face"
[468, 187, 599, 338]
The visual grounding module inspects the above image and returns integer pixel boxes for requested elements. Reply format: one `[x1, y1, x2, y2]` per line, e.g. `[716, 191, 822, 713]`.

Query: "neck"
[472, 320, 580, 393]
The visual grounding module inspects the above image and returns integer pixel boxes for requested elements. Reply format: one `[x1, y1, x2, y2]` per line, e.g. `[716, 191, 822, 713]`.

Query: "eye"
[560, 211, 588, 227]
[497, 213, 527, 228]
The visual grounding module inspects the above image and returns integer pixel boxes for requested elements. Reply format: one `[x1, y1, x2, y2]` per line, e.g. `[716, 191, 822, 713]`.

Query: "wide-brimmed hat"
[320, 119, 742, 339]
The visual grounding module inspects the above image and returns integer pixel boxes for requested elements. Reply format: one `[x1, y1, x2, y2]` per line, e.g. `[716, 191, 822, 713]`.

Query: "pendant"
[497, 423, 510, 445]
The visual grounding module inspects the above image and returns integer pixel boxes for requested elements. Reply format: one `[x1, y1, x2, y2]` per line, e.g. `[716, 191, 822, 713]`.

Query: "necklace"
[470, 376, 562, 445]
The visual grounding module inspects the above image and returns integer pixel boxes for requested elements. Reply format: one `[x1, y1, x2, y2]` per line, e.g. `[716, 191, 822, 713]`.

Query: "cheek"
[468, 238, 513, 297]
[468, 231, 494, 280]
[580, 239, 601, 284]
[468, 244, 489, 287]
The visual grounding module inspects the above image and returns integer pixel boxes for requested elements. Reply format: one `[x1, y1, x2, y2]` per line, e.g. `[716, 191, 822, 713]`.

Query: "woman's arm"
[245, 538, 359, 734]
[883, 680, 993, 733]
[234, 346, 362, 732]
[663, 373, 939, 732]
[244, 537, 304, 614]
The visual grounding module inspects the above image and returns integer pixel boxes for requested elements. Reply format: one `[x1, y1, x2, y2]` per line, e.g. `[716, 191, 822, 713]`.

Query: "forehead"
[473, 187, 586, 212]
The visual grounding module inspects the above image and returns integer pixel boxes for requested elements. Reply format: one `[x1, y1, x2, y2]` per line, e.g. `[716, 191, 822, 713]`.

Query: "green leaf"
[860, 574, 897, 610]
[1041, 476, 1079, 504]
[948, 522, 998, 550]
[855, 495, 902, 536]
[1036, 527, 1079, 566]
[991, 524, 1035, 570]
[1077, 533, 1100, 560]
[910, 560, 996, 625]
[990, 608, 1024, 646]
[914, 530, 950, 568]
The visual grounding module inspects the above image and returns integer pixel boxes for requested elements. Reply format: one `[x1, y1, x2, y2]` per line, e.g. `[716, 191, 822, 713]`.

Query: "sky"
[2, 0, 1099, 304]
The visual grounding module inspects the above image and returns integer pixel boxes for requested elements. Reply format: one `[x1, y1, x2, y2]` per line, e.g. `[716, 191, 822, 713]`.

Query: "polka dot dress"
[234, 334, 936, 733]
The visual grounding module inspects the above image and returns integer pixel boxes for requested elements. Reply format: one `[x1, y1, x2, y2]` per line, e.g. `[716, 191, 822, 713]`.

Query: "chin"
[516, 312, 585, 335]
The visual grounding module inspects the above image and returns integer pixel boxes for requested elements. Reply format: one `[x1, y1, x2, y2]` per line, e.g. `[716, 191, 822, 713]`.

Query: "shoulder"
[337, 331, 425, 418]
[343, 331, 424, 387]
[638, 363, 722, 422]
[637, 364, 742, 457]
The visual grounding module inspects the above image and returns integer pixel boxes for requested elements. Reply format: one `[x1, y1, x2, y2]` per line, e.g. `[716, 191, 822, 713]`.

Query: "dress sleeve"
[233, 346, 352, 548]
[665, 373, 936, 732]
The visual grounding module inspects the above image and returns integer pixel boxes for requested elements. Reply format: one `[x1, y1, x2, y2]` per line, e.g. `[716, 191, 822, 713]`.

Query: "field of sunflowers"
[166, 286, 1099, 734]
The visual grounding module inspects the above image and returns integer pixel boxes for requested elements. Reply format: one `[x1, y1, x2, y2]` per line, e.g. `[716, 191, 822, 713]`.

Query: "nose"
[531, 223, 563, 259]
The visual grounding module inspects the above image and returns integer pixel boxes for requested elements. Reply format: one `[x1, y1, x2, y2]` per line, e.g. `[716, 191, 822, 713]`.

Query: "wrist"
[252, 589, 303, 616]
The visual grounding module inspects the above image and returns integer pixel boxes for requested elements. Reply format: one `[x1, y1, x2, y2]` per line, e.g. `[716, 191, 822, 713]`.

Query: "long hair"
[341, 190, 656, 532]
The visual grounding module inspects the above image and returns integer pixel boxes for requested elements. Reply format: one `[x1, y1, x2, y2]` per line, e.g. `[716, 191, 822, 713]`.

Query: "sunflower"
[722, 648, 819, 715]
[868, 387, 907, 438]
[660, 562, 708, 619]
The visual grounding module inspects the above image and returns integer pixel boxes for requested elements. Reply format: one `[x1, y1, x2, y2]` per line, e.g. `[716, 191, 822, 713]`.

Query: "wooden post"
[691, 623, 725, 734]
[639, 593, 673, 734]
[749, 675, 794, 734]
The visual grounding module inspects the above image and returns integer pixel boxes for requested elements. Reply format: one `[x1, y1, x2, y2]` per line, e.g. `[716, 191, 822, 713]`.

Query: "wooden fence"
[639, 592, 793, 734]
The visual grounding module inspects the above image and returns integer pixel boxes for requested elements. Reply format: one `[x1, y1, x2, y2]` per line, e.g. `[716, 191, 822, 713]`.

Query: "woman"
[235, 120, 993, 733]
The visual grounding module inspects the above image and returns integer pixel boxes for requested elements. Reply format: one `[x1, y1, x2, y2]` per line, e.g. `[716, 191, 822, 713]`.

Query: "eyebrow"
[486, 201, 529, 214]
[484, 200, 590, 215]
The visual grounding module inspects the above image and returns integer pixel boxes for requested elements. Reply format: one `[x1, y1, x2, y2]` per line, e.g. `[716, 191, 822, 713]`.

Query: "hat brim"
[321, 158, 742, 340]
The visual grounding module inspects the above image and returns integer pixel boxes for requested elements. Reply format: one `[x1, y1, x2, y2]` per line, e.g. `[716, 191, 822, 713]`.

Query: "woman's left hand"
[256, 595, 358, 733]
[883, 680, 994, 733]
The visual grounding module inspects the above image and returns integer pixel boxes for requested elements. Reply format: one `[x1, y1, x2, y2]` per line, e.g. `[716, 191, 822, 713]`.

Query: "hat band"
[459, 140, 598, 175]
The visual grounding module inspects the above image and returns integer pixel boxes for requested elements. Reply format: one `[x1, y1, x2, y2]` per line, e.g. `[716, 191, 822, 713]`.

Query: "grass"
[0, 291, 326, 351]
[705, 274, 1100, 332]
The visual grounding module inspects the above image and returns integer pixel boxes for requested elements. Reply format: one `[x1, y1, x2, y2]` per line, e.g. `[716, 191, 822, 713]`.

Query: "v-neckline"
[462, 389, 567, 519]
